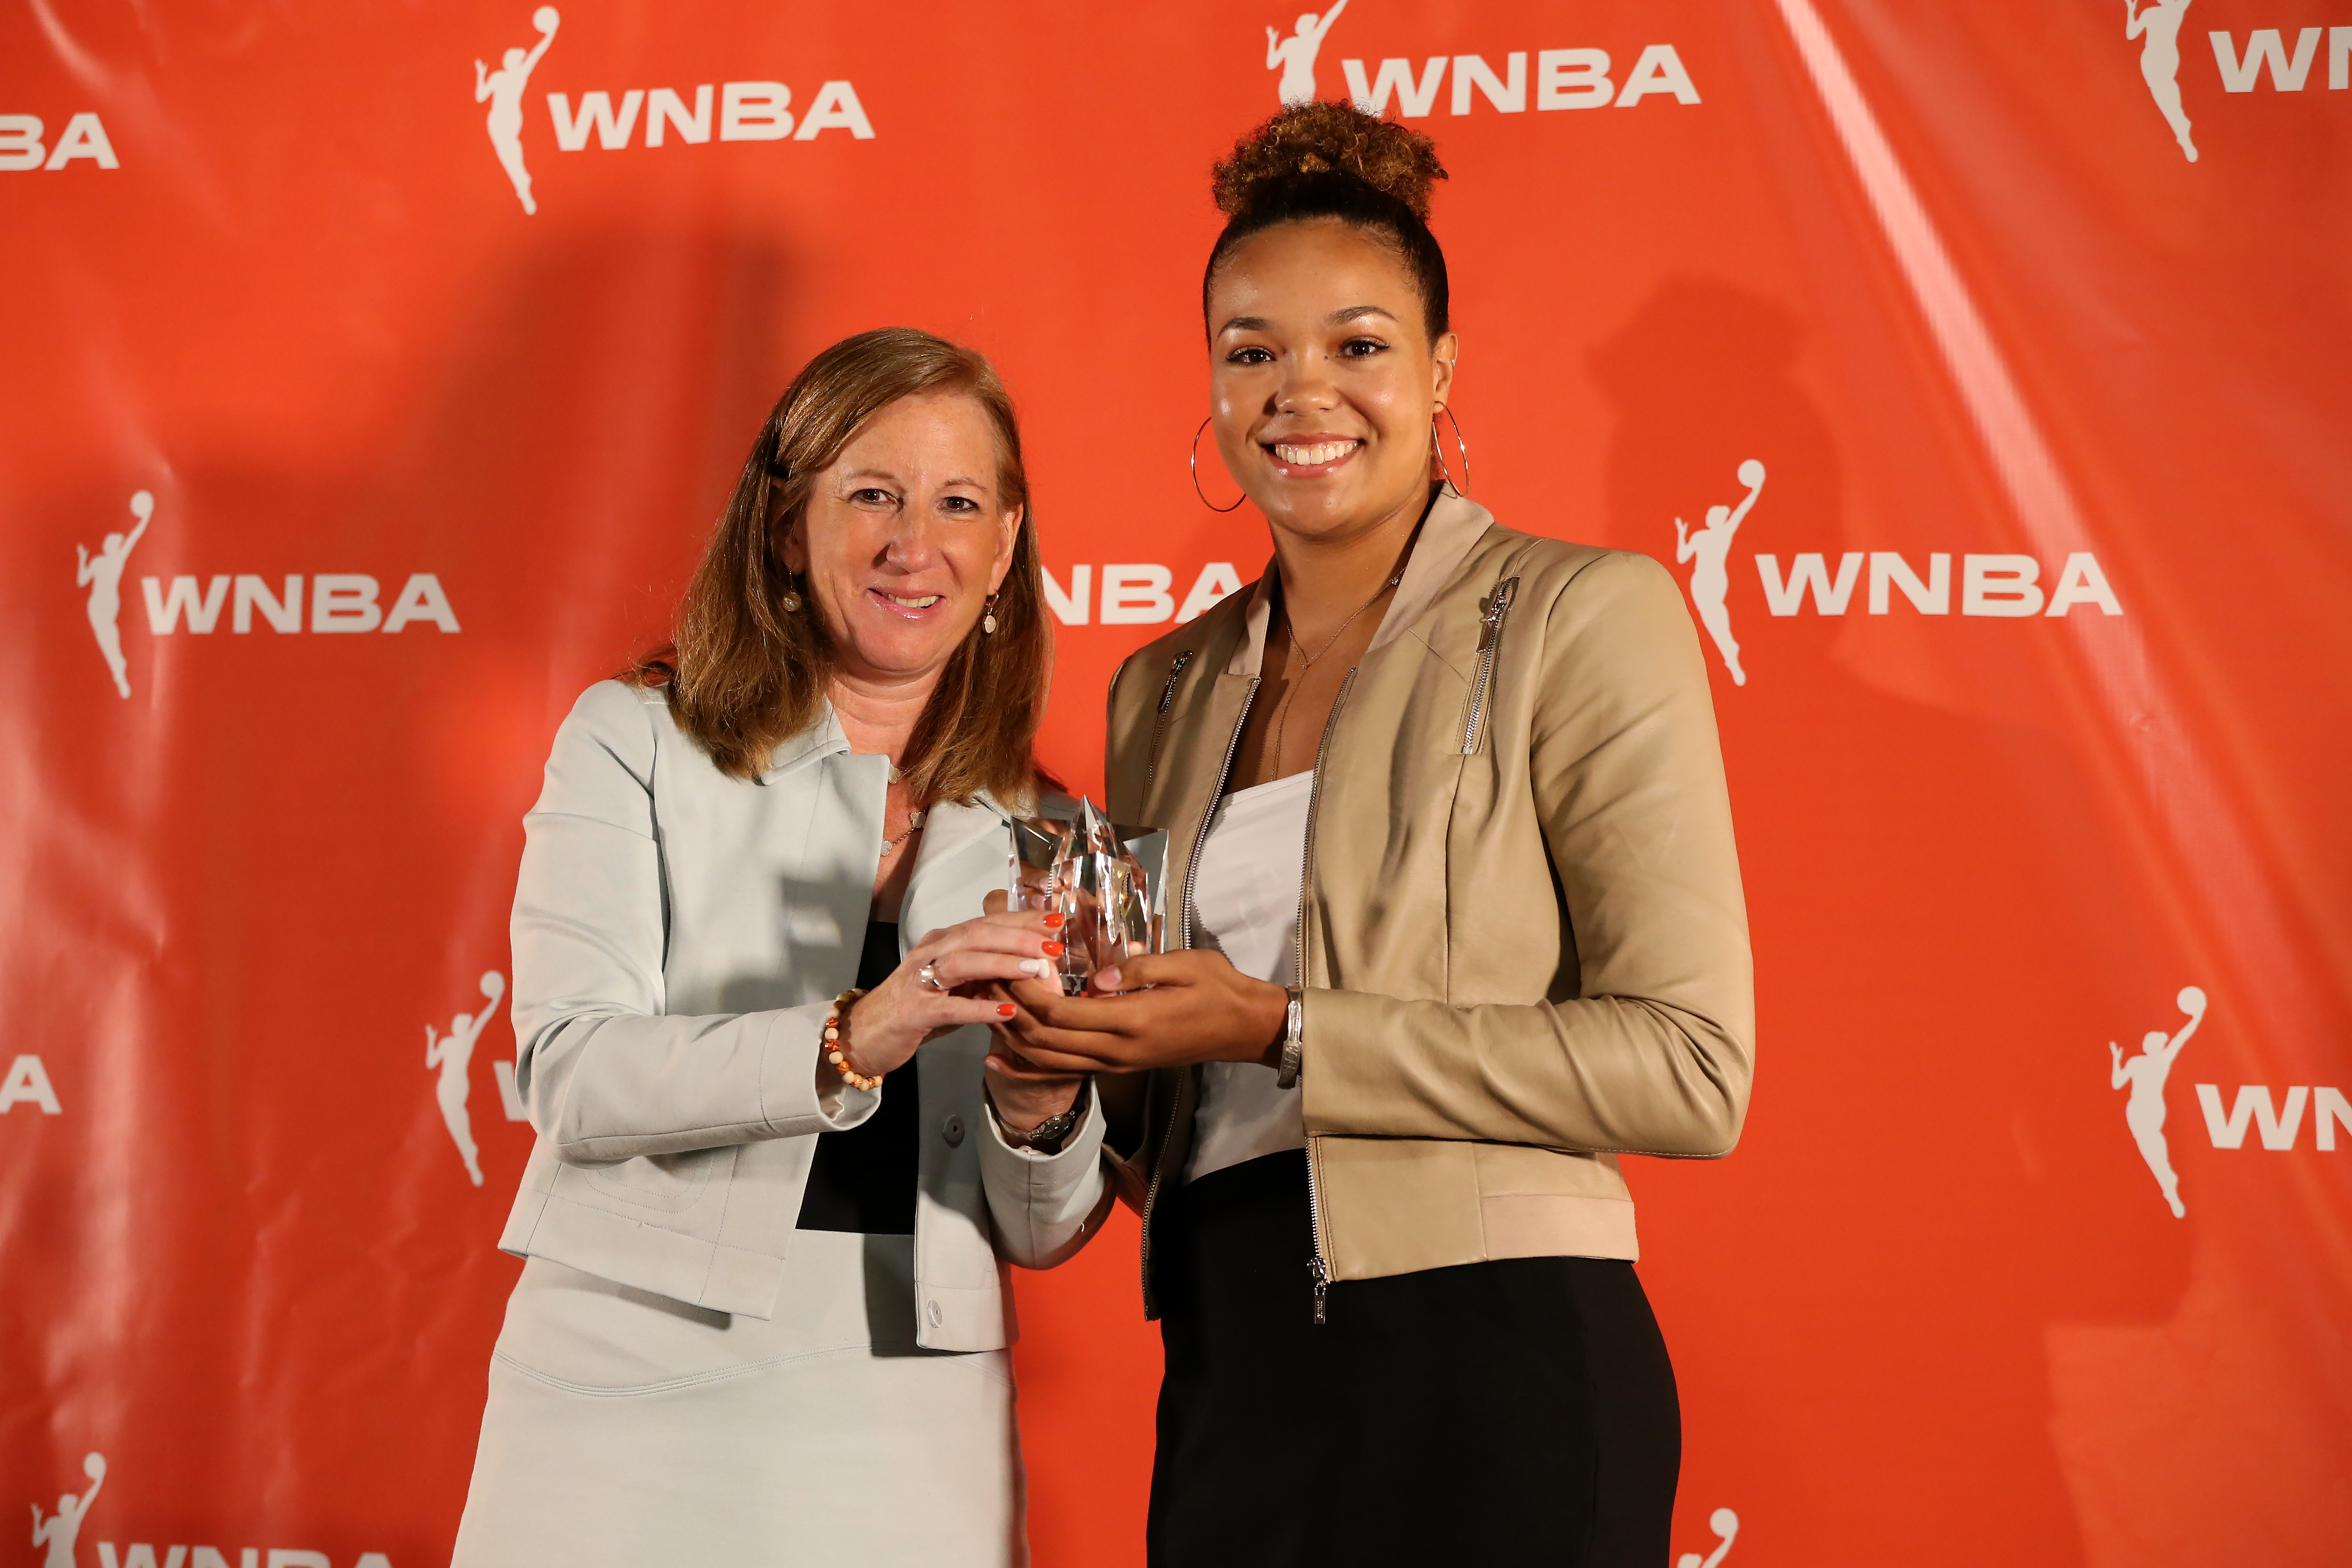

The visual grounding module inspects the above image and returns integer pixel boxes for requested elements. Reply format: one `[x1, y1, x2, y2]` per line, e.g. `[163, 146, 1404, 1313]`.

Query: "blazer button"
[927, 1299, 944, 1328]
[941, 1113, 966, 1147]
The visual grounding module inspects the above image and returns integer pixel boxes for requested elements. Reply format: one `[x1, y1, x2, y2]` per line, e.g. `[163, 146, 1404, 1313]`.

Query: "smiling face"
[782, 390, 1022, 687]
[1207, 216, 1458, 549]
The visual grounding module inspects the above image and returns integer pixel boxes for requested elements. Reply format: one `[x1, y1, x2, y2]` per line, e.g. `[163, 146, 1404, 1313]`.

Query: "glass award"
[1007, 798, 1169, 995]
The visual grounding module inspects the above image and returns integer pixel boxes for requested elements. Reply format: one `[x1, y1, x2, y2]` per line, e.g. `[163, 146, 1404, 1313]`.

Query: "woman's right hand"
[837, 905, 1067, 1080]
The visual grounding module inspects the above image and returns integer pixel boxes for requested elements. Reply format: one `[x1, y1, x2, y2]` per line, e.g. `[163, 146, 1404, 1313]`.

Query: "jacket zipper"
[1297, 666, 1356, 1325]
[1140, 649, 1196, 803]
[1138, 673, 1259, 1317]
[1459, 576, 1519, 755]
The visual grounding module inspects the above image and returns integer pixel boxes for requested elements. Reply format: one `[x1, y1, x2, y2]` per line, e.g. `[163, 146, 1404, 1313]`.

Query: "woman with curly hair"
[991, 106, 1754, 1566]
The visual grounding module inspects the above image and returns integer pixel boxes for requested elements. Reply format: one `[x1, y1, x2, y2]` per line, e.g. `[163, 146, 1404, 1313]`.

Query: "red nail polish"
[1043, 912, 1065, 929]
[998, 1003, 1016, 1018]
[1042, 941, 1065, 956]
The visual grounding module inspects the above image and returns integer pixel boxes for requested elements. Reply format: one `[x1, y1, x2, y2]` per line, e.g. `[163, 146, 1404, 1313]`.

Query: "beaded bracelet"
[823, 987, 882, 1091]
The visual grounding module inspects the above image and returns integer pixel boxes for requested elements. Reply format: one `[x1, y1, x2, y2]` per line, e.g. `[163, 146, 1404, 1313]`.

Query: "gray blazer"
[496, 680, 1110, 1351]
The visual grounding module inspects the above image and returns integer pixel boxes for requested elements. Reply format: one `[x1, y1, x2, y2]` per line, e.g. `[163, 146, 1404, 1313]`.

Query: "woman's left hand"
[840, 907, 1061, 1080]
[984, 951, 1290, 1075]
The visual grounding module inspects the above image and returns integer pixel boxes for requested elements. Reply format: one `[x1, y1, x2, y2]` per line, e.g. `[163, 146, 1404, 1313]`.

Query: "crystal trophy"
[1007, 799, 1169, 995]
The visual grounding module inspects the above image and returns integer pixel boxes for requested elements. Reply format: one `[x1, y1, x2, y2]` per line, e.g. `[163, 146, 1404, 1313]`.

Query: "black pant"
[1147, 1152, 1681, 1568]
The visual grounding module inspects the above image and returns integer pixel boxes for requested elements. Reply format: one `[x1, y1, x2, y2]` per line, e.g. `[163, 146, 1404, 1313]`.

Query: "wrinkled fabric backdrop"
[5, 2, 2348, 1564]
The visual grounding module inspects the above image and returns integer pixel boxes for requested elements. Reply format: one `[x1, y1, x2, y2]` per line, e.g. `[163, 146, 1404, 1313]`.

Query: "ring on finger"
[919, 960, 949, 994]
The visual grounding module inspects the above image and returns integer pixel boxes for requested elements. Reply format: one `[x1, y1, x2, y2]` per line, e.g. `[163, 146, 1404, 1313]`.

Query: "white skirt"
[451, 1230, 1024, 1568]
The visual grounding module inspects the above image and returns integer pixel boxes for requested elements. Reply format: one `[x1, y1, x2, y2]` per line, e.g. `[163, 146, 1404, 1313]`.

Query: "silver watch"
[1275, 987, 1304, 1089]
[1004, 1080, 1090, 1154]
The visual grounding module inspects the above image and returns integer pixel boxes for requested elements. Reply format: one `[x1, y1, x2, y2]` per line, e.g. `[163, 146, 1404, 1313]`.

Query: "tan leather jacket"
[1105, 493, 1753, 1316]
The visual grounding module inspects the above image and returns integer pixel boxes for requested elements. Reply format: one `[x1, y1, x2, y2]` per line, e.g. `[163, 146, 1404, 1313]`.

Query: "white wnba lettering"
[550, 81, 870, 148]
[1343, 57, 1446, 118]
[138, 574, 459, 633]
[1343, 44, 1697, 117]
[645, 85, 713, 146]
[2210, 27, 2322, 92]
[720, 83, 792, 141]
[793, 82, 874, 140]
[1, 1054, 62, 1114]
[1751, 551, 2121, 617]
[1756, 552, 1862, 616]
[96, 1549, 392, 1568]
[1039, 564, 1240, 627]
[547, 89, 642, 150]
[2197, 1084, 2306, 1148]
[143, 575, 230, 634]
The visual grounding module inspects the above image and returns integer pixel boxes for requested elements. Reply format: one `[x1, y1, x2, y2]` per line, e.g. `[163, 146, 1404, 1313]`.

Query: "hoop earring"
[1190, 417, 1246, 513]
[982, 593, 1000, 635]
[1432, 406, 1471, 496]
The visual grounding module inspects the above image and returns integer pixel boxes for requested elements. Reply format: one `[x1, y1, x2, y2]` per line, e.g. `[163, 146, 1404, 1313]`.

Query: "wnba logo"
[2124, 6, 2352, 164]
[23, 1452, 398, 1568]
[73, 489, 464, 699]
[0, 112, 119, 171]
[426, 970, 528, 1188]
[472, 5, 877, 216]
[1663, 457, 2125, 689]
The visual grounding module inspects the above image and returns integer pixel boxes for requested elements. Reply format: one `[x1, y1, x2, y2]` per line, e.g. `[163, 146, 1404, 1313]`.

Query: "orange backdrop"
[5, 2, 2348, 1564]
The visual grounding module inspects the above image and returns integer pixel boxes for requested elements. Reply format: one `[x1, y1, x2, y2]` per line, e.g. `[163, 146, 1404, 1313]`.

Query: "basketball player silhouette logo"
[1675, 460, 1764, 687]
[2111, 985, 2204, 1218]
[29, 1453, 105, 1568]
[2126, 0, 2198, 162]
[1676, 1507, 1738, 1568]
[477, 8, 559, 214]
[1267, 0, 1348, 106]
[78, 492, 150, 700]
[427, 971, 507, 1186]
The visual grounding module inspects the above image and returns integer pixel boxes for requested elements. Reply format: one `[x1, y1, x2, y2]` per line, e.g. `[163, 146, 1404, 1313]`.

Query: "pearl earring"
[982, 593, 1000, 635]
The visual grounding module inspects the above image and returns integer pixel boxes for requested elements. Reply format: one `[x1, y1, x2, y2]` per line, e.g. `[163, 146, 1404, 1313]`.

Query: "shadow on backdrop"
[1595, 275, 2189, 1567]
[25, 224, 799, 1566]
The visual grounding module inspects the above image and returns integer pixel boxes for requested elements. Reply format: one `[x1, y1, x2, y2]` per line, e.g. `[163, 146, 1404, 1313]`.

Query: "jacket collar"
[1223, 489, 1496, 676]
[760, 700, 1015, 936]
[899, 791, 1013, 944]
[761, 701, 852, 782]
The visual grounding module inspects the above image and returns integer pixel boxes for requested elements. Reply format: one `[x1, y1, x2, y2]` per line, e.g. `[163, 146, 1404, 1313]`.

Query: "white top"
[1183, 769, 1315, 1184]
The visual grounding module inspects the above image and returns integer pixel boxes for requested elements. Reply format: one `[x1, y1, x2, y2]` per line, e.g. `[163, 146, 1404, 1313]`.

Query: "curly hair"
[1211, 100, 1446, 219]
[1204, 103, 1451, 339]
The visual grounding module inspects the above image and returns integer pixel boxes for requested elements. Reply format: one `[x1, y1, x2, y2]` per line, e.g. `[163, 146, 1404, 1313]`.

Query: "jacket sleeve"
[1298, 551, 1754, 1158]
[976, 1090, 1117, 1269]
[509, 681, 877, 1166]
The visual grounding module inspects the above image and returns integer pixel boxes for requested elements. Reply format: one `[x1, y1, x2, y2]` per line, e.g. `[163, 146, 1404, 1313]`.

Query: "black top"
[795, 920, 920, 1235]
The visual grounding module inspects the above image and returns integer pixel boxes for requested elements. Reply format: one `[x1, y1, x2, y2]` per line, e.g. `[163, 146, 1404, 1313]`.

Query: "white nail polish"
[1020, 958, 1047, 977]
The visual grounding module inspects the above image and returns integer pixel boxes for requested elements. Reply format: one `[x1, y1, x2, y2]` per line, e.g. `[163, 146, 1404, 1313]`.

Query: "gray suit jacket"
[497, 680, 1109, 1350]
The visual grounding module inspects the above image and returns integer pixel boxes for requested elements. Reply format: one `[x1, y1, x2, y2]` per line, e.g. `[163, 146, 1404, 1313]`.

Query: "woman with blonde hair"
[453, 328, 1110, 1567]
[993, 107, 1754, 1565]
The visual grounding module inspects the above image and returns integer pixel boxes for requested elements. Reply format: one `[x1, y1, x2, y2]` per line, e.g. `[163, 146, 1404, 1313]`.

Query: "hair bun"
[1212, 103, 1446, 221]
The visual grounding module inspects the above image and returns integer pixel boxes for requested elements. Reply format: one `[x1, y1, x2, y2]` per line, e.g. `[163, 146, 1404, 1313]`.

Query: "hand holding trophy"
[1008, 798, 1168, 995]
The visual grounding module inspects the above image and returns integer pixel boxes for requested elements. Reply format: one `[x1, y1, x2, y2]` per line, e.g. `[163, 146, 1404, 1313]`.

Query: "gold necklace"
[1269, 565, 1405, 774]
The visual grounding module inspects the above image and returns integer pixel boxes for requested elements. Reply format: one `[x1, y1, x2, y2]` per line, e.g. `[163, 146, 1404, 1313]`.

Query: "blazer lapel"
[897, 793, 1010, 947]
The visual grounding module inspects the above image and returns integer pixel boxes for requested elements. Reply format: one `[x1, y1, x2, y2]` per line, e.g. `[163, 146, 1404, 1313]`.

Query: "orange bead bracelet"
[823, 986, 882, 1091]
